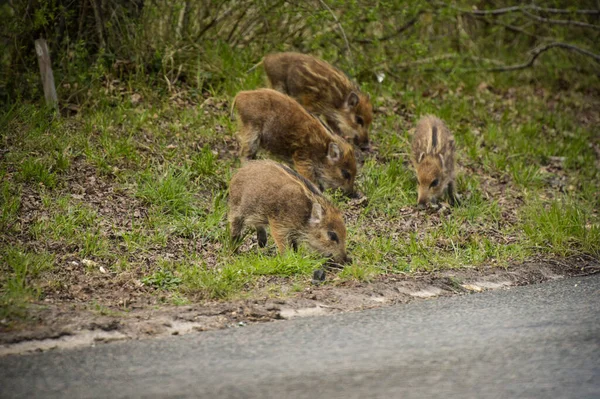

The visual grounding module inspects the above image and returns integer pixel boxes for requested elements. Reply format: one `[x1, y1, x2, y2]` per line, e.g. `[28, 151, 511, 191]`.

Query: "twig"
[474, 42, 600, 72]
[475, 17, 551, 40]
[529, 5, 600, 15]
[457, 4, 600, 16]
[522, 9, 600, 30]
[356, 13, 421, 44]
[231, 0, 286, 47]
[317, 0, 353, 67]
[388, 53, 506, 69]
[385, 43, 600, 76]
[196, 4, 234, 41]
[226, 5, 251, 43]
[465, 5, 522, 15]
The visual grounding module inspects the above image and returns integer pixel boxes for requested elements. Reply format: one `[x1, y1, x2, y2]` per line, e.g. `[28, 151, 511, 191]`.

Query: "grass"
[360, 158, 415, 215]
[0, 248, 54, 319]
[152, 250, 325, 300]
[29, 195, 110, 258]
[0, 176, 20, 232]
[0, 38, 598, 323]
[136, 166, 197, 216]
[522, 198, 600, 257]
[19, 157, 58, 189]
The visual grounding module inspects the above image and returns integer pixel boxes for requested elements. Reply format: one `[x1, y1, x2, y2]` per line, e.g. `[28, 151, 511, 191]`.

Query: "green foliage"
[2, 1, 599, 104]
[142, 267, 182, 290]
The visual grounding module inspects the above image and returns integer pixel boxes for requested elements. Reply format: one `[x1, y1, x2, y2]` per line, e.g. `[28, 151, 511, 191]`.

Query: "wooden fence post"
[35, 38, 59, 113]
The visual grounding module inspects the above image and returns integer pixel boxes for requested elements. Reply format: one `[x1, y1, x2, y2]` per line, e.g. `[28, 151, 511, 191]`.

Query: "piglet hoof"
[312, 269, 326, 285]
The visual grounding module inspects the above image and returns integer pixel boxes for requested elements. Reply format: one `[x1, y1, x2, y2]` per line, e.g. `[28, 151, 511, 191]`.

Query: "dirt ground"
[2, 256, 598, 356]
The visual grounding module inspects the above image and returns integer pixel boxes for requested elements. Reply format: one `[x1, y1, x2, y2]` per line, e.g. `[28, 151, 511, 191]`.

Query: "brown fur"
[228, 160, 350, 264]
[232, 88, 356, 196]
[411, 115, 457, 206]
[262, 52, 373, 150]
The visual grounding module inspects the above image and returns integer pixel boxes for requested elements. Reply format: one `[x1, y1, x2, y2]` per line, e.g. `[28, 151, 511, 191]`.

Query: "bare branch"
[528, 5, 600, 15]
[356, 13, 421, 44]
[522, 10, 600, 30]
[317, 0, 353, 67]
[466, 5, 522, 15]
[471, 14, 554, 41]
[386, 54, 506, 70]
[459, 4, 600, 16]
[492, 21, 539, 38]
[226, 5, 251, 43]
[195, 1, 233, 41]
[386, 43, 600, 75]
[477, 42, 600, 72]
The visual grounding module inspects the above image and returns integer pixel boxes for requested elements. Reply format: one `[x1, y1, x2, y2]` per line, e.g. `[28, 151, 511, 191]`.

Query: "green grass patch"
[173, 250, 325, 300]
[0, 247, 54, 320]
[172, 191, 229, 242]
[523, 198, 600, 257]
[19, 157, 58, 189]
[0, 176, 21, 233]
[136, 165, 197, 215]
[30, 195, 109, 258]
[360, 158, 415, 215]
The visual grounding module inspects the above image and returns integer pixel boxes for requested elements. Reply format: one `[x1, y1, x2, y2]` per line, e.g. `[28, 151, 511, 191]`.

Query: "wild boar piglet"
[228, 160, 351, 265]
[411, 115, 457, 207]
[232, 88, 356, 196]
[263, 52, 373, 150]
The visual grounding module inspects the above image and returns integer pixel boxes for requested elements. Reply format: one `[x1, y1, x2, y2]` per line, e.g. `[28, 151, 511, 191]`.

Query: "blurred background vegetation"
[1, 0, 598, 105]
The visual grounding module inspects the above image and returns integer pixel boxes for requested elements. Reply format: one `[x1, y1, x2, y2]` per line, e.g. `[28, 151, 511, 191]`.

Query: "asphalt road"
[2, 274, 599, 399]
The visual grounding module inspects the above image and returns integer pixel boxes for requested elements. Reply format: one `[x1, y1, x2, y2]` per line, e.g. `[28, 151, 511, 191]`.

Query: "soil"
[1, 256, 598, 356]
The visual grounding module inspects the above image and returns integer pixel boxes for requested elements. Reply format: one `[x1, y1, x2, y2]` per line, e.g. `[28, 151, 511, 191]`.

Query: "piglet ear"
[327, 142, 341, 162]
[417, 152, 425, 164]
[347, 92, 359, 108]
[309, 202, 323, 225]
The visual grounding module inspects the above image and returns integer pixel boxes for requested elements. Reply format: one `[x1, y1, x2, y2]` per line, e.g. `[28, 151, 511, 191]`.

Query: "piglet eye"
[430, 179, 439, 188]
[327, 231, 339, 243]
[355, 116, 364, 127]
[342, 169, 351, 180]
